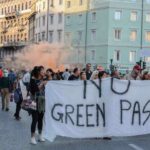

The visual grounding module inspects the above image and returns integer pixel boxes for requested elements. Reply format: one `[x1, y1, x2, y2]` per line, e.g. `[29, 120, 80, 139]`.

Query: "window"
[18, 4, 20, 11]
[49, 31, 53, 43]
[39, 17, 41, 27]
[114, 10, 121, 20]
[38, 33, 41, 42]
[91, 29, 96, 41]
[65, 33, 71, 43]
[29, 1, 31, 7]
[145, 31, 150, 42]
[21, 18, 24, 25]
[146, 0, 150, 3]
[92, 12, 96, 22]
[11, 6, 13, 13]
[130, 30, 137, 41]
[131, 0, 136, 2]
[58, 13, 63, 24]
[25, 2, 28, 9]
[59, 0, 63, 5]
[129, 51, 136, 63]
[77, 31, 82, 41]
[1, 22, 3, 28]
[50, 0, 54, 7]
[36, 18, 38, 28]
[146, 13, 150, 22]
[42, 16, 45, 26]
[50, 14, 54, 24]
[114, 29, 121, 40]
[39, 4, 41, 12]
[42, 32, 45, 41]
[57, 30, 62, 42]
[145, 57, 150, 62]
[91, 50, 95, 61]
[14, 5, 17, 11]
[130, 11, 137, 21]
[8, 7, 10, 13]
[22, 3, 24, 10]
[78, 14, 83, 24]
[66, 15, 70, 25]
[43, 2, 45, 9]
[114, 50, 120, 62]
[79, 0, 83, 5]
[67, 1, 71, 8]
[2, 8, 3, 15]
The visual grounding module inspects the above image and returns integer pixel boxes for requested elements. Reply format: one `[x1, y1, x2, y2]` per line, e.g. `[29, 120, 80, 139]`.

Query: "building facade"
[34, 0, 65, 44]
[28, 0, 36, 43]
[0, 0, 32, 61]
[64, 0, 150, 70]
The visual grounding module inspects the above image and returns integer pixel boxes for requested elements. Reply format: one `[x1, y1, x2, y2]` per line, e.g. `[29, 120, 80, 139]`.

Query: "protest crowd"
[0, 62, 149, 145]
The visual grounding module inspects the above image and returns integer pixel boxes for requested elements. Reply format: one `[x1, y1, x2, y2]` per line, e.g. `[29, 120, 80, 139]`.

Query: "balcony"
[5, 11, 18, 20]
[2, 41, 29, 47]
[18, 25, 25, 32]
[28, 10, 37, 19]
[1, 27, 8, 34]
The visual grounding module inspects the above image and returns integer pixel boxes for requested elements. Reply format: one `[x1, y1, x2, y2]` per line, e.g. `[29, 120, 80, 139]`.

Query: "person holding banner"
[29, 66, 47, 145]
[124, 64, 142, 80]
[45, 68, 54, 81]
[80, 71, 87, 80]
[68, 67, 80, 81]
[142, 71, 149, 80]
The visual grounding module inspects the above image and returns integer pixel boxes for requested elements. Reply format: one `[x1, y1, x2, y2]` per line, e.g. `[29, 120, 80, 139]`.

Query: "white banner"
[43, 78, 150, 142]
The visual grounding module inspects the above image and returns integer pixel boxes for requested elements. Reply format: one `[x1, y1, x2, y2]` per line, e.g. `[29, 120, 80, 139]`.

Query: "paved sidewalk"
[1, 97, 150, 150]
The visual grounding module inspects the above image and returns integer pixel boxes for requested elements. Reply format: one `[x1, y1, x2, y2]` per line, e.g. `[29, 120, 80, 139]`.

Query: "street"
[0, 99, 150, 150]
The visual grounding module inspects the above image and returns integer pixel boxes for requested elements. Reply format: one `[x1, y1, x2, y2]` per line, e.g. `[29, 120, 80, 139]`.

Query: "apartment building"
[0, 0, 32, 60]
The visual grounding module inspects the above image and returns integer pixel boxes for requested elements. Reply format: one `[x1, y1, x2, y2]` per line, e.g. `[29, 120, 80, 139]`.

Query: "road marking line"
[128, 144, 144, 150]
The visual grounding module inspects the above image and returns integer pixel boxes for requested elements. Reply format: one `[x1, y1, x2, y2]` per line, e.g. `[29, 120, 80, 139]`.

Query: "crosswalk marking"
[129, 144, 144, 150]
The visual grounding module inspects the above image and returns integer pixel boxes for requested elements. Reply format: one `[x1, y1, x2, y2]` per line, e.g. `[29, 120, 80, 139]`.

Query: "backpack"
[14, 83, 23, 103]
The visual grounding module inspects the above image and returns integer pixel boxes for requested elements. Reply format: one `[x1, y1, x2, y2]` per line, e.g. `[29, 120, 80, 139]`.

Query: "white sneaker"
[31, 137, 37, 145]
[39, 134, 45, 142]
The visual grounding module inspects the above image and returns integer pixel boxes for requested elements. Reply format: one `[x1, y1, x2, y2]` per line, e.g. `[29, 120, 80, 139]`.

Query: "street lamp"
[84, 0, 90, 64]
[110, 59, 114, 73]
[72, 39, 80, 65]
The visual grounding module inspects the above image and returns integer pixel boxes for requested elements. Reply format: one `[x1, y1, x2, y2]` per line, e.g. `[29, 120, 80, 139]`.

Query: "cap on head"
[133, 65, 141, 71]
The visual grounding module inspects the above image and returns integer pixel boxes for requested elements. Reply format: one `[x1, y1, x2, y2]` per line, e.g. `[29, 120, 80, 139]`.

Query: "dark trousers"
[14, 100, 22, 117]
[31, 111, 44, 134]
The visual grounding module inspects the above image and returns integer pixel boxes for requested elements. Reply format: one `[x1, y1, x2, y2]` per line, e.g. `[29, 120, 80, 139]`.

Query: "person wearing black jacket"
[68, 67, 80, 81]
[29, 66, 47, 145]
[85, 63, 92, 80]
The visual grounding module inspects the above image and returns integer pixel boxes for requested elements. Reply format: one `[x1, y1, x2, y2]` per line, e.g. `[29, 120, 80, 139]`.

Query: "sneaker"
[38, 134, 45, 142]
[103, 137, 111, 140]
[5, 108, 9, 111]
[15, 116, 21, 121]
[31, 137, 37, 145]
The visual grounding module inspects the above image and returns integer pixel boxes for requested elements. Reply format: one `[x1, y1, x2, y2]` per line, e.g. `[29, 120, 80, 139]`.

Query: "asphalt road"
[0, 97, 150, 150]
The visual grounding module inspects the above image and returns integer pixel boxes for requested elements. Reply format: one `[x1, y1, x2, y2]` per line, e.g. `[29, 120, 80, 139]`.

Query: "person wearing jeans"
[29, 66, 47, 145]
[1, 88, 10, 111]
[31, 111, 44, 137]
[1, 69, 10, 111]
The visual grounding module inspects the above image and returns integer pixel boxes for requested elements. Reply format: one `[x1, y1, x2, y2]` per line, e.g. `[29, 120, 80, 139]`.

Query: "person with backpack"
[8, 69, 16, 92]
[13, 74, 23, 120]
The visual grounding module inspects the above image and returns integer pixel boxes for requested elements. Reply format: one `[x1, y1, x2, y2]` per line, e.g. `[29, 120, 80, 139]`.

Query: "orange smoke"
[6, 42, 70, 71]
